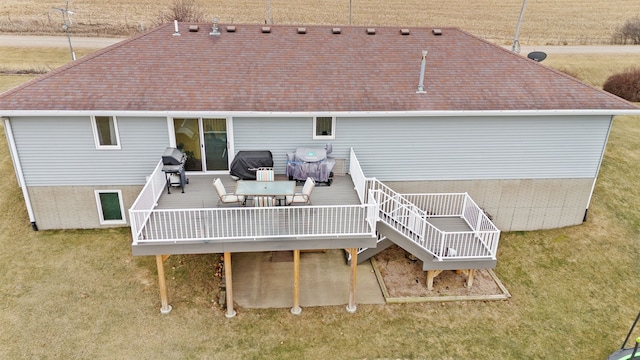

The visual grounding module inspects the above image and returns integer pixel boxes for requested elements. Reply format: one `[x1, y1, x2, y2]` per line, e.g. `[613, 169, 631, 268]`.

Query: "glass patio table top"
[234, 180, 296, 196]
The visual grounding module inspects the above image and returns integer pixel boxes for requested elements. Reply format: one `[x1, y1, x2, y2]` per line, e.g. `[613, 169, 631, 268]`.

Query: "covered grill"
[286, 144, 335, 185]
[161, 147, 188, 194]
[229, 150, 274, 180]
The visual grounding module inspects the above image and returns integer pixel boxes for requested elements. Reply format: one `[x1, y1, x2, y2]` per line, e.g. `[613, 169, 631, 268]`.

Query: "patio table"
[235, 180, 296, 206]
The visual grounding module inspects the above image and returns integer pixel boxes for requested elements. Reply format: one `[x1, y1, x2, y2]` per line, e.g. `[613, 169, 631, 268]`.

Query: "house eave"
[2, 109, 640, 118]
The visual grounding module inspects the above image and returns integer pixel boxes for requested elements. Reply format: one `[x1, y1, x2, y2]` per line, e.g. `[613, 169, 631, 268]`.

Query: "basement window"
[91, 116, 121, 149]
[95, 190, 126, 225]
[313, 116, 335, 140]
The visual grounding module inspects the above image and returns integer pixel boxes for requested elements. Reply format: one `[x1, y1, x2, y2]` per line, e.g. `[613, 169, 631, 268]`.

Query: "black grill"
[161, 147, 188, 194]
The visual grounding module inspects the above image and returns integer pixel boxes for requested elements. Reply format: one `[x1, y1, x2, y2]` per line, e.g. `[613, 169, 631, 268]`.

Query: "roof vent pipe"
[173, 20, 180, 36]
[209, 17, 220, 36]
[417, 50, 428, 93]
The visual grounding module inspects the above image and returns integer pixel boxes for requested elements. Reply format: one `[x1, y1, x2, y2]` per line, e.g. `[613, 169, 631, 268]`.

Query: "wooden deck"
[132, 174, 377, 256]
[156, 173, 361, 209]
[134, 173, 497, 265]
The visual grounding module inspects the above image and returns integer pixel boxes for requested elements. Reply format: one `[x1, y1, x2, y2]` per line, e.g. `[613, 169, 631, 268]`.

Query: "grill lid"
[162, 147, 185, 165]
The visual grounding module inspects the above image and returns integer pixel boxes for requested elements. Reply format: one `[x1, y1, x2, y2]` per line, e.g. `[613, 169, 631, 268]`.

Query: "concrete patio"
[231, 249, 385, 309]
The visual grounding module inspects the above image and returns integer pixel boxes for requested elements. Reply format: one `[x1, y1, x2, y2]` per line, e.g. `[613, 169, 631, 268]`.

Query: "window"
[91, 116, 120, 149]
[95, 190, 126, 225]
[313, 116, 335, 140]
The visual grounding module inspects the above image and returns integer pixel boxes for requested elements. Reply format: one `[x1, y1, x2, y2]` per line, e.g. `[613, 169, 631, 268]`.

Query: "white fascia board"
[2, 109, 640, 117]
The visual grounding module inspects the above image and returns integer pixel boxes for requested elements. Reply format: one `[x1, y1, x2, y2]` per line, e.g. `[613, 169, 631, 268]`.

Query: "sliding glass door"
[203, 118, 228, 171]
[173, 118, 228, 172]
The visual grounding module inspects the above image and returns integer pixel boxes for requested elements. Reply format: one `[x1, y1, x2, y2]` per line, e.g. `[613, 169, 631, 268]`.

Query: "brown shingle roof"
[0, 23, 636, 112]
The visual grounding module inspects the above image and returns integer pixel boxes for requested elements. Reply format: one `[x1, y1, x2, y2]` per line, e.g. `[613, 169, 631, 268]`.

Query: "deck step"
[421, 256, 496, 271]
[375, 221, 434, 264]
[344, 237, 394, 265]
[378, 221, 497, 271]
[377, 221, 496, 271]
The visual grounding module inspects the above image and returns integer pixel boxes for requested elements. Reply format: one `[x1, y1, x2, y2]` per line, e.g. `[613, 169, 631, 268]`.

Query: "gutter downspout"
[3, 118, 38, 230]
[584, 115, 615, 222]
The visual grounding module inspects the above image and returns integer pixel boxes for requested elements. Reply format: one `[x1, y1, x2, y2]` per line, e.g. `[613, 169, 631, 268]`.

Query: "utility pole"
[53, 0, 76, 61]
[266, 0, 271, 25]
[511, 0, 527, 53]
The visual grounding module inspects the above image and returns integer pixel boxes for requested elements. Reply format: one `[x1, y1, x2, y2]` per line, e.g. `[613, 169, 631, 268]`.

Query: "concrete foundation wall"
[385, 178, 594, 232]
[28, 185, 143, 230]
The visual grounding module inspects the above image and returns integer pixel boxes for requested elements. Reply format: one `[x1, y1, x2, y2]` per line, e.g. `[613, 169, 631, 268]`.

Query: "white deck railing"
[370, 186, 499, 261]
[129, 160, 165, 241]
[402, 193, 467, 217]
[130, 149, 499, 261]
[349, 149, 500, 261]
[131, 204, 377, 244]
[129, 155, 377, 245]
[403, 193, 500, 259]
[350, 148, 367, 203]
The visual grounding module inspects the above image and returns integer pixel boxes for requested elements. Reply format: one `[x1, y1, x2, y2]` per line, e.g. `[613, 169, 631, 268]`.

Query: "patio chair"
[213, 178, 245, 206]
[256, 167, 274, 181]
[254, 196, 276, 207]
[286, 177, 315, 205]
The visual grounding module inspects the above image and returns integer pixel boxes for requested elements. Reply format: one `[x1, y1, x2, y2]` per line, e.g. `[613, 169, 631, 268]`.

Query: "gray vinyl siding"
[10, 116, 169, 186]
[234, 115, 611, 181]
[232, 117, 351, 174]
[341, 115, 611, 180]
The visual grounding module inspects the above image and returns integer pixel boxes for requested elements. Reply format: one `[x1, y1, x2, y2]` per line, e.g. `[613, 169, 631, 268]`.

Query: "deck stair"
[345, 233, 394, 265]
[348, 178, 500, 273]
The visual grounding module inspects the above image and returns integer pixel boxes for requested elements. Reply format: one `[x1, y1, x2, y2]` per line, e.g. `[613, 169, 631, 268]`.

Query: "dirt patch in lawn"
[372, 245, 510, 301]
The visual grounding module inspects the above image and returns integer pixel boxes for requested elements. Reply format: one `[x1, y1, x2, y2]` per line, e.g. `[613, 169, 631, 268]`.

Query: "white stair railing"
[349, 148, 500, 261]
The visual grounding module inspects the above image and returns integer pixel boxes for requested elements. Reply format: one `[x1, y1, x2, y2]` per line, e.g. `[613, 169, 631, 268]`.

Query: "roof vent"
[173, 20, 180, 36]
[261, 26, 271, 33]
[332, 27, 341, 34]
[366, 28, 376, 35]
[432, 28, 442, 36]
[297, 27, 306, 34]
[400, 28, 410, 35]
[226, 25, 236, 33]
[417, 50, 428, 93]
[189, 25, 199, 32]
[209, 17, 220, 36]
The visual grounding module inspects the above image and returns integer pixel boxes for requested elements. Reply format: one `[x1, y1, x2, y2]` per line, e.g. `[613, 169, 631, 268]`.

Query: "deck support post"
[455, 269, 476, 288]
[224, 252, 236, 318]
[427, 270, 443, 291]
[291, 249, 302, 315]
[346, 248, 358, 313]
[465, 269, 475, 288]
[155, 254, 172, 314]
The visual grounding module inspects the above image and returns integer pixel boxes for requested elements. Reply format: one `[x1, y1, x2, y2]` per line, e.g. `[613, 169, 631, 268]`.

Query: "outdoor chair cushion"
[213, 178, 245, 204]
[256, 167, 274, 181]
[286, 177, 315, 205]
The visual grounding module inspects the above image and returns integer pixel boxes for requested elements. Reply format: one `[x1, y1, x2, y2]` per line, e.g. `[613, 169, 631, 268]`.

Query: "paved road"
[2, 34, 640, 54]
[514, 45, 640, 55]
[0, 35, 124, 48]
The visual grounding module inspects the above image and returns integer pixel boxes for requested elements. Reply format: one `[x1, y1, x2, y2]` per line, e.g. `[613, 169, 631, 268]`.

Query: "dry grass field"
[2, 0, 640, 45]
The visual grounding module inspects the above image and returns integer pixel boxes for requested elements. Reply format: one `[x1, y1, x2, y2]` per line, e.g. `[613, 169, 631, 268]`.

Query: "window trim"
[94, 190, 127, 225]
[312, 116, 336, 140]
[91, 115, 121, 149]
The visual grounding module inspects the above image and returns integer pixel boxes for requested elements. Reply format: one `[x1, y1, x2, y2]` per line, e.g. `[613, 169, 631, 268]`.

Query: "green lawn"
[1, 48, 639, 359]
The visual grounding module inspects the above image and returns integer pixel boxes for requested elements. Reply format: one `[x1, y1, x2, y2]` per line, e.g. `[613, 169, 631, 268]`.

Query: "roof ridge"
[0, 23, 171, 101]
